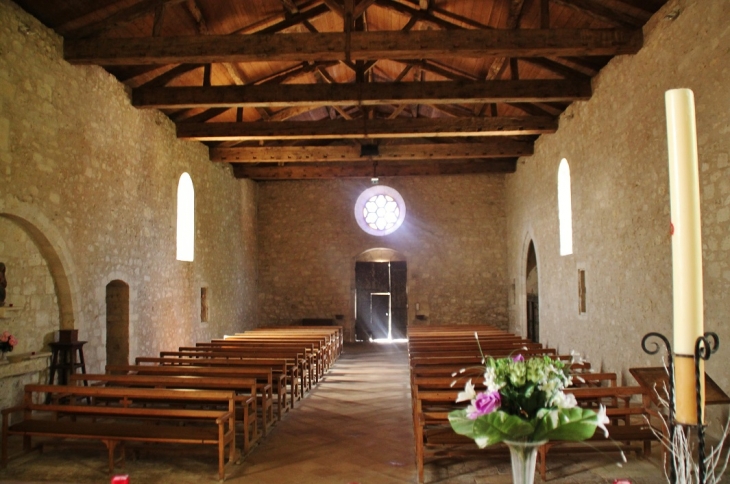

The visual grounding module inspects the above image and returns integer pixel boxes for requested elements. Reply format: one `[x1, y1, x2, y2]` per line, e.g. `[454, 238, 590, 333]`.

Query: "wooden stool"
[48, 340, 88, 386]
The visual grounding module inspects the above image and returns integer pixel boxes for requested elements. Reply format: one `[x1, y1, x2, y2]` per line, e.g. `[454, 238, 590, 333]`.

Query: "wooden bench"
[192, 342, 323, 385]
[107, 363, 280, 428]
[169, 347, 310, 394]
[538, 385, 662, 480]
[1, 384, 238, 480]
[70, 373, 258, 453]
[134, 356, 295, 411]
[209, 338, 331, 378]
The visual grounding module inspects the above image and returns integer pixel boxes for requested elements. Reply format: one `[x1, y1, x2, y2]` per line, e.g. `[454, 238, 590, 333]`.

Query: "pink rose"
[467, 391, 501, 419]
[0, 331, 8, 343]
[512, 354, 525, 362]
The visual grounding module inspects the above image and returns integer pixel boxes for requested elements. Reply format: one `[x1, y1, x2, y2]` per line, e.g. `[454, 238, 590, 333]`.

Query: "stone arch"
[515, 230, 539, 337]
[355, 247, 406, 263]
[0, 209, 78, 330]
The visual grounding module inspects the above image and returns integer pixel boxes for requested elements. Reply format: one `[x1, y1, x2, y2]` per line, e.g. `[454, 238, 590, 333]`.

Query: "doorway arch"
[354, 248, 407, 341]
[525, 240, 539, 343]
[0, 211, 77, 330]
[106, 280, 130, 366]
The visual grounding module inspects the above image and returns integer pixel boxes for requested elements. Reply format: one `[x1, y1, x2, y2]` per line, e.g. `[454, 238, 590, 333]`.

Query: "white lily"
[596, 404, 610, 438]
[550, 391, 577, 409]
[456, 379, 476, 403]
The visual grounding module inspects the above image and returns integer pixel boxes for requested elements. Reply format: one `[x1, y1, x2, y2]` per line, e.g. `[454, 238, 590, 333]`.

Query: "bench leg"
[1, 421, 7, 468]
[102, 439, 119, 472]
[538, 444, 548, 481]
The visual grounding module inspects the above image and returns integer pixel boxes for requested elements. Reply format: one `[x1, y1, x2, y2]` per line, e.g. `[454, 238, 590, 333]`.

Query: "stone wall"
[0, 0, 258, 374]
[257, 176, 508, 340]
[505, 0, 730, 431]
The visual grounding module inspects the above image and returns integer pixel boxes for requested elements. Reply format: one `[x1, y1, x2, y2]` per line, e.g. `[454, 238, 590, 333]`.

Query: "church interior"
[0, 0, 729, 482]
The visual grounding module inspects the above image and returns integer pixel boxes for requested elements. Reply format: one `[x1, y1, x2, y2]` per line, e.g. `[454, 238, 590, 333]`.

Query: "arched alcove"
[0, 212, 76, 332]
[106, 280, 130, 366]
[354, 248, 407, 341]
[525, 240, 539, 343]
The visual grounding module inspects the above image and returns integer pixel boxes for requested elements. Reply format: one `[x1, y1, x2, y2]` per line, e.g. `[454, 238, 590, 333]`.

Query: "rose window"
[354, 186, 406, 236]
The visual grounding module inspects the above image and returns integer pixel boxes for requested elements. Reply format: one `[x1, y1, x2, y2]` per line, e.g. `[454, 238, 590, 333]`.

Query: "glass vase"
[504, 440, 546, 484]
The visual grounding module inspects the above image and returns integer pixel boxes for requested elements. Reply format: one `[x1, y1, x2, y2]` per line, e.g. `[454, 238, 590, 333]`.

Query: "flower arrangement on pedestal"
[448, 338, 610, 484]
[0, 331, 18, 353]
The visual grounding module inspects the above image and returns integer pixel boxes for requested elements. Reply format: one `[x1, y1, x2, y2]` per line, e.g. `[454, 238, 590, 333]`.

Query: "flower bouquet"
[0, 331, 18, 353]
[448, 342, 609, 483]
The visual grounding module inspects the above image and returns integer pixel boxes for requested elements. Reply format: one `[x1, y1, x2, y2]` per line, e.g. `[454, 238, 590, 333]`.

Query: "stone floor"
[0, 343, 689, 484]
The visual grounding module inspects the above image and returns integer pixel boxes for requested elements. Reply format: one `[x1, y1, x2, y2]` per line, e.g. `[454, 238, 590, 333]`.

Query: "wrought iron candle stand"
[641, 331, 720, 484]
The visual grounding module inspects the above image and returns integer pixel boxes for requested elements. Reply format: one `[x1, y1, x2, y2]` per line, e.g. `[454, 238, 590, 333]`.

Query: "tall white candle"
[665, 88, 704, 425]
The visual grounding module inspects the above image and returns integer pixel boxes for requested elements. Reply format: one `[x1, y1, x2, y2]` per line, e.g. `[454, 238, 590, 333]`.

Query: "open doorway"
[106, 280, 129, 366]
[355, 259, 407, 341]
[525, 241, 539, 343]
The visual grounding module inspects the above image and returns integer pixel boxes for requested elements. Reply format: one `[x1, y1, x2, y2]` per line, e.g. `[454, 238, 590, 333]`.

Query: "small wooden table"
[629, 366, 730, 406]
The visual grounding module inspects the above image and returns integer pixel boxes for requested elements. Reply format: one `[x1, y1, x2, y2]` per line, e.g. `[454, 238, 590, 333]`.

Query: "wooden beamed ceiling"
[14, 0, 668, 180]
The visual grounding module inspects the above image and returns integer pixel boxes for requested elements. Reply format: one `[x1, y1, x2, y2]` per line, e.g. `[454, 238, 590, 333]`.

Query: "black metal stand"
[641, 331, 720, 484]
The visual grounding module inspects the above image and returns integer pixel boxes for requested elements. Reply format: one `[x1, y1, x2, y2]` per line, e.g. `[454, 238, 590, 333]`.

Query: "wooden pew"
[1, 384, 238, 480]
[106, 364, 278, 430]
[163, 348, 309, 398]
[191, 342, 323, 384]
[136, 355, 298, 411]
[538, 385, 662, 480]
[209, 338, 331, 377]
[70, 373, 258, 453]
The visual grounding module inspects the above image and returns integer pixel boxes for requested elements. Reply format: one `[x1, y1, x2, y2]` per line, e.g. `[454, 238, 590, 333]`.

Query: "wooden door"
[371, 294, 390, 339]
[390, 261, 407, 339]
[355, 262, 389, 340]
[527, 294, 539, 343]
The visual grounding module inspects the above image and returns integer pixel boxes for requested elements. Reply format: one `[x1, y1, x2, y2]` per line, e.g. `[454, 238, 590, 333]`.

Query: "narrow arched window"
[176, 172, 194, 261]
[557, 159, 573, 256]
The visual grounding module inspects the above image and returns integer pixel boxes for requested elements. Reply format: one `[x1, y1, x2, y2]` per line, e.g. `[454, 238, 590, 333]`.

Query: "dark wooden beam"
[65, 29, 643, 65]
[521, 57, 591, 80]
[374, 0, 463, 30]
[211, 140, 534, 162]
[175, 107, 229, 123]
[140, 64, 204, 88]
[256, 3, 331, 34]
[176, 116, 557, 141]
[232, 159, 517, 179]
[152, 4, 167, 37]
[353, 0, 378, 18]
[132, 79, 591, 108]
[61, 0, 188, 39]
[550, 0, 643, 29]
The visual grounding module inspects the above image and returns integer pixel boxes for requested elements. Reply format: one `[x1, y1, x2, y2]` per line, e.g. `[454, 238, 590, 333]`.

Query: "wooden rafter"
[231, 159, 517, 179]
[176, 116, 557, 141]
[353, 0, 378, 19]
[65, 29, 643, 65]
[241, 3, 330, 34]
[521, 57, 591, 80]
[374, 0, 462, 30]
[211, 140, 534, 162]
[60, 0, 188, 39]
[132, 79, 591, 109]
[550, 0, 644, 29]
[139, 64, 204, 88]
[185, 0, 209, 34]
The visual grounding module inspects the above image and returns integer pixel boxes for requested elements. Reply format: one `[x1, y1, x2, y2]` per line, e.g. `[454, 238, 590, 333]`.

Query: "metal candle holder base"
[641, 331, 720, 484]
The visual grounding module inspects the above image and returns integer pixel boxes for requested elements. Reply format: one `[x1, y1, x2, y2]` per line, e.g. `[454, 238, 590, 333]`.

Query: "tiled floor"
[0, 343, 676, 483]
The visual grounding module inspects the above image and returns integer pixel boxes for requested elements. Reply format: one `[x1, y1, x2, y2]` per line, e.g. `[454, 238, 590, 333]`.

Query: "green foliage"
[532, 407, 600, 442]
[449, 409, 535, 447]
[448, 351, 602, 447]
